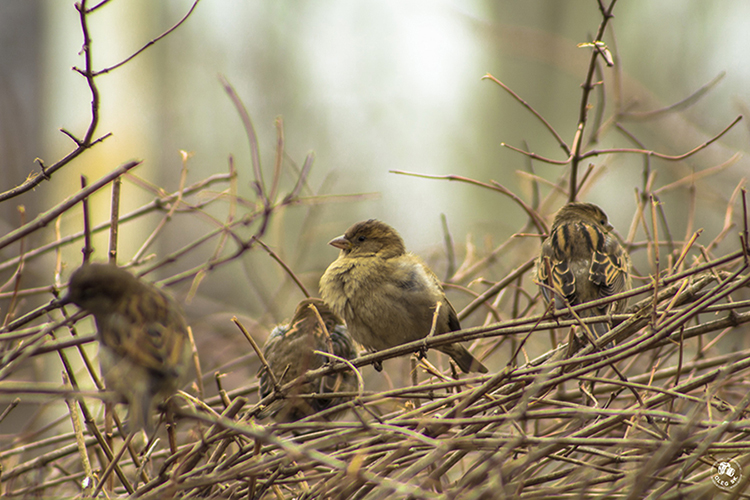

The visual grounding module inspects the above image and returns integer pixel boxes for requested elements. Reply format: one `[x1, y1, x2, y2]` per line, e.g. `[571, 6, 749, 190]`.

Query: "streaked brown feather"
[66, 263, 191, 432]
[535, 202, 632, 339]
[258, 298, 357, 422]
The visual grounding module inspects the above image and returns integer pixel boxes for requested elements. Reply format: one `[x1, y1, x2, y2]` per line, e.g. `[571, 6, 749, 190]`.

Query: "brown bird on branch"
[320, 219, 487, 374]
[535, 202, 632, 343]
[65, 263, 192, 433]
[258, 298, 357, 422]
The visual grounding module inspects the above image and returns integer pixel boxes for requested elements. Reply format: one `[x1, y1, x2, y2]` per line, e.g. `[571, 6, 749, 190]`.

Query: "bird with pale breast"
[65, 263, 192, 433]
[258, 298, 357, 422]
[535, 202, 632, 341]
[320, 219, 488, 374]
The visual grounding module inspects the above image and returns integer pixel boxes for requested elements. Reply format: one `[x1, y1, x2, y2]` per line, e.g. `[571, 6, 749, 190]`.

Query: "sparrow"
[535, 202, 632, 341]
[319, 219, 488, 374]
[65, 263, 192, 433]
[258, 298, 357, 422]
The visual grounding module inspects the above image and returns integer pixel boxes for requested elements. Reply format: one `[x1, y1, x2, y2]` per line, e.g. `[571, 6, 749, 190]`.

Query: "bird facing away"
[65, 263, 192, 433]
[319, 219, 488, 374]
[535, 202, 632, 341]
[258, 298, 357, 422]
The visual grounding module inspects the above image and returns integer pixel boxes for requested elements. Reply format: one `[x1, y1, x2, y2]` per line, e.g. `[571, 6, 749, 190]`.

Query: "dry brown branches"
[1, 1, 749, 499]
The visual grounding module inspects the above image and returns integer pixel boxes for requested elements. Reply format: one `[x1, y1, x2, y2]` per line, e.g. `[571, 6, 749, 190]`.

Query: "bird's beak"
[329, 235, 350, 251]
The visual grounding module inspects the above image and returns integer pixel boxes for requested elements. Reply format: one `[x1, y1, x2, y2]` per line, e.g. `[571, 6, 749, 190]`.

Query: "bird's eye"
[357, 235, 366, 242]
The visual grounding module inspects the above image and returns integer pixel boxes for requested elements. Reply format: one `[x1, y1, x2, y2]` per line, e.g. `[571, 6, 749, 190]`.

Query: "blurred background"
[2, 1, 745, 245]
[0, 0, 748, 430]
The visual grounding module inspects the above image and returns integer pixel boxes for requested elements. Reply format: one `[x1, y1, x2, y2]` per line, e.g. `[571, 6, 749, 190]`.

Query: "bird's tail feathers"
[439, 344, 488, 374]
[581, 310, 614, 349]
[126, 394, 155, 435]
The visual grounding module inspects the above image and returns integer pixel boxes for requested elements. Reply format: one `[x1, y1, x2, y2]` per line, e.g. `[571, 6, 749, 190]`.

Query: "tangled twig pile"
[1, 0, 749, 498]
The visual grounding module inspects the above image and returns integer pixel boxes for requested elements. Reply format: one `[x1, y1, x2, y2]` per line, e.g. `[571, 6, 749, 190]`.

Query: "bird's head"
[329, 219, 406, 259]
[291, 298, 344, 334]
[65, 263, 138, 314]
[552, 202, 613, 232]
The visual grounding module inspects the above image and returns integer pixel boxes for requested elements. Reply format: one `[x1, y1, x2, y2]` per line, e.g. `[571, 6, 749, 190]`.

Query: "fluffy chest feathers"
[320, 253, 447, 350]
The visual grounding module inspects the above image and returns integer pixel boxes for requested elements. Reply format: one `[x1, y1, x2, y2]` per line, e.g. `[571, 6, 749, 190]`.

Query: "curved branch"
[501, 115, 743, 165]
[390, 170, 548, 236]
[580, 115, 743, 161]
[483, 73, 570, 156]
[95, 0, 202, 76]
[0, 161, 141, 253]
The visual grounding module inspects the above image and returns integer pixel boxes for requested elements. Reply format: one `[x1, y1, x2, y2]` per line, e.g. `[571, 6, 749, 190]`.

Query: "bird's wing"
[538, 253, 577, 307]
[551, 258, 577, 305]
[394, 257, 462, 331]
[316, 324, 357, 406]
[329, 324, 356, 360]
[258, 324, 289, 397]
[99, 286, 189, 379]
[589, 242, 629, 303]
[445, 299, 462, 332]
[100, 310, 188, 379]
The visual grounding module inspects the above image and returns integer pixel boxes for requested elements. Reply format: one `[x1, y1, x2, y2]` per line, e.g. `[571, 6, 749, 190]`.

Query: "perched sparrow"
[320, 219, 488, 374]
[535, 202, 632, 341]
[65, 263, 192, 433]
[258, 298, 357, 422]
